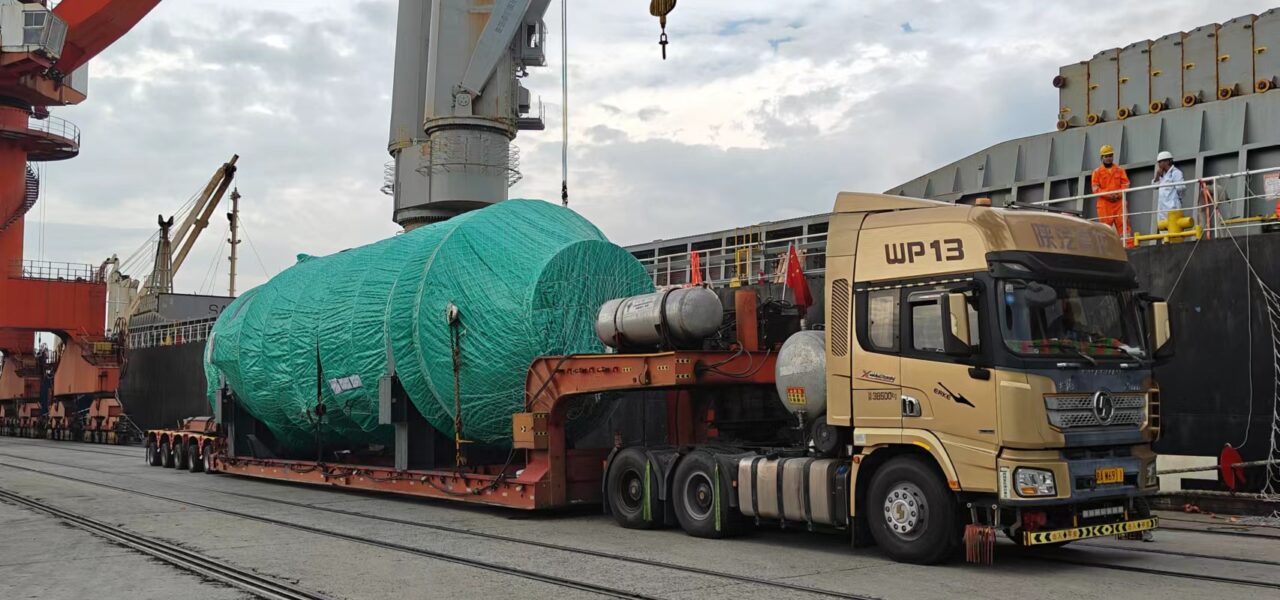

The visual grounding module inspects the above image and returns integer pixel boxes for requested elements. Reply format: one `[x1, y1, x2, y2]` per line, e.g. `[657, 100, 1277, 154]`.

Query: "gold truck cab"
[823, 193, 1168, 563]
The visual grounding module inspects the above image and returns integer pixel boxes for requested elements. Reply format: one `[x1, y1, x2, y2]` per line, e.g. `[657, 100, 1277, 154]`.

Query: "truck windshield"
[999, 280, 1146, 360]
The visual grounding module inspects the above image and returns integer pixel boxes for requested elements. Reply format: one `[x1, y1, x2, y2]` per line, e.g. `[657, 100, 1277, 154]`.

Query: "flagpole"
[783, 242, 792, 304]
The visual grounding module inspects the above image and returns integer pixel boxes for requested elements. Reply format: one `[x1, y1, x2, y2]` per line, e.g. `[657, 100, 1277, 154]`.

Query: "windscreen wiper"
[1044, 338, 1098, 367]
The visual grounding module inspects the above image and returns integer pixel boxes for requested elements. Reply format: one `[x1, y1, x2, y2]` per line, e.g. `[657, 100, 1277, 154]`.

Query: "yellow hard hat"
[1099, 144, 1115, 157]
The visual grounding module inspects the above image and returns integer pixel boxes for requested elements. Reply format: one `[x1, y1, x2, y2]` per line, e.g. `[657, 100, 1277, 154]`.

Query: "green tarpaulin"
[204, 200, 653, 452]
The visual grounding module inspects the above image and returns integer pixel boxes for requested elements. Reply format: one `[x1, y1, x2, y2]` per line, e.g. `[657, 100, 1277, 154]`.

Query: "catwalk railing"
[635, 231, 828, 289]
[127, 317, 218, 350]
[8, 260, 104, 283]
[27, 114, 80, 146]
[1033, 166, 1280, 246]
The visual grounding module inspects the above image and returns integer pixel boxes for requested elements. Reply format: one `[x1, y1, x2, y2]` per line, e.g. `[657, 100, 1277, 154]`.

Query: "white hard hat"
[1156, 150, 1174, 162]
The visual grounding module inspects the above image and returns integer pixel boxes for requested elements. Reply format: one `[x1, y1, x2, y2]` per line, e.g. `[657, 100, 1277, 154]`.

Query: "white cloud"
[21, 0, 1265, 294]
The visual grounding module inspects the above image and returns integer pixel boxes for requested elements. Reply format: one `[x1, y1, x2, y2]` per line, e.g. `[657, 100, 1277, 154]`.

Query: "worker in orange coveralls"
[1092, 144, 1132, 244]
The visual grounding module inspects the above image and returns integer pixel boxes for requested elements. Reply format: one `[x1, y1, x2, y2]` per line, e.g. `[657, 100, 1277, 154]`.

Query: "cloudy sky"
[23, 0, 1265, 294]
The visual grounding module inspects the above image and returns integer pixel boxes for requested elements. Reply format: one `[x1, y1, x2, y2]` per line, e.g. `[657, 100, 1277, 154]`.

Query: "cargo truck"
[160, 193, 1168, 565]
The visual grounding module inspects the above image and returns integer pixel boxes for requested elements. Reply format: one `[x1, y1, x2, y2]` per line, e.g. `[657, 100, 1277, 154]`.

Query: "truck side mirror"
[1151, 301, 1174, 359]
[941, 292, 973, 356]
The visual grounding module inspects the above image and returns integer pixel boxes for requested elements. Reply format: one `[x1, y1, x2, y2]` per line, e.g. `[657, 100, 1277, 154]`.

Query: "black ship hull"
[117, 342, 211, 432]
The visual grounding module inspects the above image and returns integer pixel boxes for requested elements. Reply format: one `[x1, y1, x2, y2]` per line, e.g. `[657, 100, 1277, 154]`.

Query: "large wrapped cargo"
[204, 200, 654, 451]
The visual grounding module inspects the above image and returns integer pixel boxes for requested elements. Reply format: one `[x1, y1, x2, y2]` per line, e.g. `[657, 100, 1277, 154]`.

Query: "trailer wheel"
[866, 456, 960, 564]
[606, 447, 665, 529]
[672, 451, 741, 539]
[160, 440, 175, 468]
[175, 439, 190, 470]
[188, 442, 204, 473]
[202, 444, 218, 474]
[145, 440, 162, 467]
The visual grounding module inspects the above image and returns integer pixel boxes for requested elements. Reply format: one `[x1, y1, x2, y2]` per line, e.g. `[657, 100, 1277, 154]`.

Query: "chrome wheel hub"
[882, 482, 927, 539]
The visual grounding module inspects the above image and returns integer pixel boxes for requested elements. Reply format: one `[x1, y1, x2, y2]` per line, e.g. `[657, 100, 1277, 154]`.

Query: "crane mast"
[387, 0, 551, 229]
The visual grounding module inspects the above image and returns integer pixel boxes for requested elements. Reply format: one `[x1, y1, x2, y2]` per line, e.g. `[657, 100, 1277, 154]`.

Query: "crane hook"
[649, 0, 677, 60]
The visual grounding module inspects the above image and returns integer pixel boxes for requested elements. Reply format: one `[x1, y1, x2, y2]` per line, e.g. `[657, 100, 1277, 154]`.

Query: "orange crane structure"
[0, 0, 161, 437]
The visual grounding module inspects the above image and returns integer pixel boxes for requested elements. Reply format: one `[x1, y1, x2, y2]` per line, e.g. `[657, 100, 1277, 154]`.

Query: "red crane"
[0, 0, 161, 418]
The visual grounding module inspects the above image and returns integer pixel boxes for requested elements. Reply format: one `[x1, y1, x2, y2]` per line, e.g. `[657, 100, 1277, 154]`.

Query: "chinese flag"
[785, 243, 812, 309]
[688, 251, 703, 286]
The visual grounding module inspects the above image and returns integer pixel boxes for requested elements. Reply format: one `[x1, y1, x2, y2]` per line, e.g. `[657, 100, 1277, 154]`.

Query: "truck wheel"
[202, 444, 218, 474]
[188, 442, 204, 473]
[161, 440, 175, 468]
[175, 439, 190, 470]
[866, 456, 959, 564]
[672, 451, 740, 539]
[145, 440, 162, 467]
[606, 447, 664, 529]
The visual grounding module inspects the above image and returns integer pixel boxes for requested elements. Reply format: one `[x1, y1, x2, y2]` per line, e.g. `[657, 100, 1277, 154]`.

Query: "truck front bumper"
[1021, 516, 1159, 545]
[997, 446, 1159, 505]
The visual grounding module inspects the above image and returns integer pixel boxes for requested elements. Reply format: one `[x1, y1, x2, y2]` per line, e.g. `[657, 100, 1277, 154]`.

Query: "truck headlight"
[1015, 468, 1057, 497]
[1145, 461, 1159, 487]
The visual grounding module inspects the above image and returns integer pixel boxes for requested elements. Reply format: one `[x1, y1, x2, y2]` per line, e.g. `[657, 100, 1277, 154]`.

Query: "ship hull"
[117, 342, 211, 432]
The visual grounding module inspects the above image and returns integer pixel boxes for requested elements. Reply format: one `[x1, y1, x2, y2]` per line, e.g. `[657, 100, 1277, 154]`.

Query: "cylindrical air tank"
[774, 331, 827, 416]
[595, 287, 724, 349]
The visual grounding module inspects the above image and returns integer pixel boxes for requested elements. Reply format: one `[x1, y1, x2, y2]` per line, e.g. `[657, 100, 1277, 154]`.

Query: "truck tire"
[606, 447, 664, 529]
[187, 441, 204, 472]
[145, 440, 162, 467]
[202, 444, 218, 474]
[866, 456, 960, 564]
[175, 439, 190, 470]
[672, 450, 741, 539]
[161, 440, 175, 468]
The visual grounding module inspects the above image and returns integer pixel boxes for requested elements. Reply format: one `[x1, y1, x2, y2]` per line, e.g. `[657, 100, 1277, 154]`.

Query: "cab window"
[908, 290, 981, 354]
[867, 289, 899, 352]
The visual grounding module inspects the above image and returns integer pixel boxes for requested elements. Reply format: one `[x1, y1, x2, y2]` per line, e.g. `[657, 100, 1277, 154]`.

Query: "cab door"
[898, 286, 999, 492]
[851, 287, 903, 440]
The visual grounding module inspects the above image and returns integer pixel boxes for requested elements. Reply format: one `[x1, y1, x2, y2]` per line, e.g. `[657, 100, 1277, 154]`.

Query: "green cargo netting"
[204, 200, 654, 452]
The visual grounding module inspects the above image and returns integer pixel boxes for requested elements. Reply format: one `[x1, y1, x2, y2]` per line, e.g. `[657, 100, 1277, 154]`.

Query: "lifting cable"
[560, 0, 569, 208]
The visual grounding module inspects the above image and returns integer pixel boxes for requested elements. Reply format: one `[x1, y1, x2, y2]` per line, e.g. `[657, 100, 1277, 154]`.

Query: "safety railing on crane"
[635, 230, 827, 289]
[1031, 165, 1280, 247]
[26, 114, 80, 146]
[9, 259, 104, 282]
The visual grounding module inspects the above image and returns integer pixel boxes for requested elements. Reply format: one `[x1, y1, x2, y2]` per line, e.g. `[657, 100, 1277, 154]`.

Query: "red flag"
[785, 243, 812, 309]
[688, 251, 703, 286]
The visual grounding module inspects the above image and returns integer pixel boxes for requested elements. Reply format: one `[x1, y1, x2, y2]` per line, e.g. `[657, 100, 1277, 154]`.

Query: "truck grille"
[1045, 393, 1146, 429]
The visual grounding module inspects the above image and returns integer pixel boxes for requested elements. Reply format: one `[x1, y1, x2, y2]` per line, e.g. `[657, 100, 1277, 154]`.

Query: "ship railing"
[9, 259, 104, 283]
[635, 231, 828, 290]
[27, 114, 80, 146]
[1032, 165, 1280, 246]
[127, 317, 219, 350]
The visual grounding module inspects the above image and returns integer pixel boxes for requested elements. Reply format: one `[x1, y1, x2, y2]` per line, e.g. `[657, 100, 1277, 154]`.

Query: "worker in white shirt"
[1152, 150, 1185, 224]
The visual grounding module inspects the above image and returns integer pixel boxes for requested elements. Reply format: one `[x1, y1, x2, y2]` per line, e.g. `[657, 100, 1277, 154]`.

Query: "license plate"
[1095, 467, 1125, 485]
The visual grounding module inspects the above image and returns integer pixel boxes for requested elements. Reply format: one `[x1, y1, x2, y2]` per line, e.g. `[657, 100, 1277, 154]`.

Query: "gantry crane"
[0, 0, 162, 417]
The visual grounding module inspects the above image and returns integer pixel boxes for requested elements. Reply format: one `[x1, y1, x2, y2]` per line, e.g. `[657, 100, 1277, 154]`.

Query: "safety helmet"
[1156, 150, 1174, 162]
[1099, 144, 1115, 157]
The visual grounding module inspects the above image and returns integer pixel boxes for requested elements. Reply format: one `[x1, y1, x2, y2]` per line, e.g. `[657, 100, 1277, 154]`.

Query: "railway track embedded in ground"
[1013, 551, 1280, 590]
[0, 437, 139, 458]
[0, 486, 334, 600]
[8, 447, 1280, 594]
[0, 456, 882, 600]
[1073, 541, 1280, 567]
